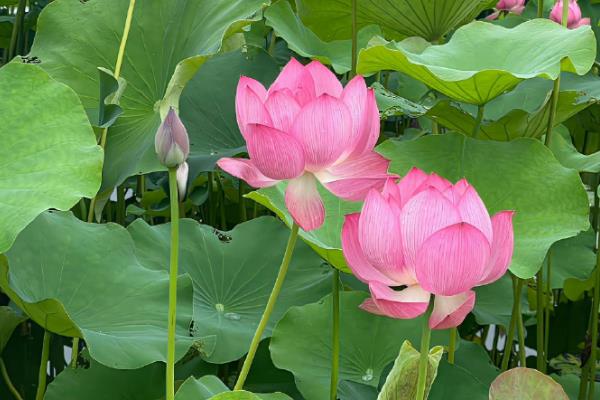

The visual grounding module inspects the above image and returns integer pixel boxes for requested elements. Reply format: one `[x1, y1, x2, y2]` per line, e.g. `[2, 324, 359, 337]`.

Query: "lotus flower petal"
[415, 222, 491, 296]
[306, 60, 343, 97]
[291, 94, 352, 171]
[341, 76, 380, 157]
[269, 58, 316, 106]
[265, 89, 301, 132]
[429, 291, 476, 330]
[246, 123, 305, 180]
[285, 173, 325, 231]
[217, 158, 279, 188]
[341, 213, 402, 286]
[479, 211, 515, 285]
[236, 77, 272, 139]
[366, 281, 431, 319]
[456, 185, 493, 242]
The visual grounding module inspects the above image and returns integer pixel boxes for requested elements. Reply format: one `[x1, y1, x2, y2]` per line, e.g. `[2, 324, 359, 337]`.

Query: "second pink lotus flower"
[550, 0, 590, 29]
[218, 59, 392, 231]
[342, 168, 515, 329]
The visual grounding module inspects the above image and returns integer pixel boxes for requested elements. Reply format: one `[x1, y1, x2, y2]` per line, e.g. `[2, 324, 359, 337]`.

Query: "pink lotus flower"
[486, 0, 525, 20]
[217, 58, 393, 231]
[550, 0, 590, 29]
[341, 168, 515, 329]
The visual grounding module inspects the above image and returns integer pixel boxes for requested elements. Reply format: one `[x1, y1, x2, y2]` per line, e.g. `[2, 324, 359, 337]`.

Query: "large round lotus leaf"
[269, 291, 449, 400]
[377, 133, 589, 279]
[472, 275, 516, 328]
[358, 19, 596, 104]
[1, 211, 196, 369]
[45, 356, 164, 400]
[179, 48, 279, 178]
[429, 341, 499, 400]
[489, 368, 569, 400]
[295, 0, 491, 42]
[30, 0, 270, 191]
[176, 376, 292, 400]
[263, 0, 382, 74]
[0, 306, 26, 354]
[0, 62, 102, 253]
[127, 216, 332, 363]
[428, 73, 600, 141]
[246, 185, 361, 272]
[548, 230, 596, 292]
[550, 125, 600, 172]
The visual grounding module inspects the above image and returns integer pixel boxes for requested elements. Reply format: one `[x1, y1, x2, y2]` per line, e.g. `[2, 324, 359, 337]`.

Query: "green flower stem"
[579, 361, 590, 400]
[215, 171, 227, 230]
[116, 184, 126, 225]
[537, 0, 544, 18]
[544, 258, 551, 364]
[166, 167, 180, 400]
[515, 278, 527, 367]
[416, 296, 435, 400]
[86, 0, 136, 222]
[239, 181, 247, 222]
[35, 330, 51, 400]
[588, 264, 600, 400]
[208, 172, 215, 226]
[7, 0, 26, 61]
[350, 0, 357, 77]
[0, 358, 24, 400]
[536, 268, 546, 372]
[330, 269, 341, 400]
[234, 223, 300, 391]
[448, 327, 457, 364]
[70, 337, 79, 368]
[501, 276, 519, 371]
[472, 104, 485, 139]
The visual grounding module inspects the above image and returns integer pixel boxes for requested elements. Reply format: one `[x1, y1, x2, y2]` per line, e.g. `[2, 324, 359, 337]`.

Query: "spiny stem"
[0, 358, 24, 400]
[515, 278, 527, 367]
[87, 0, 136, 222]
[234, 223, 300, 390]
[415, 296, 435, 400]
[448, 327, 457, 364]
[35, 330, 51, 400]
[330, 269, 341, 400]
[166, 167, 180, 400]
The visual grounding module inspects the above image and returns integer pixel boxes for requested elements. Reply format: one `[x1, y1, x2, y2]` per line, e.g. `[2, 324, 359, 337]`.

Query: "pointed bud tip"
[155, 108, 190, 168]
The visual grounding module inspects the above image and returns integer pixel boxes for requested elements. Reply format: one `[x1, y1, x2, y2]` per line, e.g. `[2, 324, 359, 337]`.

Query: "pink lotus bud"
[217, 59, 397, 231]
[550, 0, 590, 29]
[341, 169, 515, 329]
[486, 0, 525, 20]
[176, 161, 189, 199]
[154, 107, 189, 168]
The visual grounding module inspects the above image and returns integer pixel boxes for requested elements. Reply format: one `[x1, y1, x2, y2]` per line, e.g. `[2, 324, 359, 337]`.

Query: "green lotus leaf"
[1, 211, 196, 369]
[554, 373, 600, 399]
[489, 368, 569, 400]
[549, 230, 596, 293]
[378, 341, 444, 400]
[550, 125, 600, 172]
[0, 62, 103, 253]
[377, 133, 589, 279]
[0, 307, 26, 354]
[263, 0, 382, 74]
[30, 0, 270, 191]
[429, 341, 499, 400]
[473, 275, 517, 328]
[179, 48, 279, 178]
[246, 184, 362, 272]
[127, 216, 333, 363]
[428, 74, 600, 140]
[357, 19, 596, 104]
[269, 291, 449, 400]
[295, 0, 492, 42]
[374, 82, 432, 119]
[176, 376, 293, 400]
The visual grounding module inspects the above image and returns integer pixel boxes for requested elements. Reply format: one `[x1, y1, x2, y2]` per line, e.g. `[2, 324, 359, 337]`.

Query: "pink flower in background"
[550, 0, 590, 29]
[486, 0, 525, 20]
[218, 58, 393, 231]
[341, 168, 515, 329]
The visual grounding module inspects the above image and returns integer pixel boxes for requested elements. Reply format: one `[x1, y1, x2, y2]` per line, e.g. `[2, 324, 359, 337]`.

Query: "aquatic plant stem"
[166, 167, 180, 400]
[416, 296, 435, 400]
[8, 0, 26, 61]
[70, 337, 80, 368]
[350, 0, 357, 77]
[448, 327, 457, 364]
[588, 265, 600, 399]
[515, 278, 527, 367]
[501, 276, 519, 371]
[330, 269, 341, 400]
[0, 358, 23, 400]
[536, 268, 546, 372]
[472, 105, 485, 139]
[35, 330, 51, 400]
[234, 223, 300, 390]
[87, 0, 136, 222]
[538, 0, 544, 18]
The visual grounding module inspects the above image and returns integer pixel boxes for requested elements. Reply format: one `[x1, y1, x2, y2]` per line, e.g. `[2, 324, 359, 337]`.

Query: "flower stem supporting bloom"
[537, 0, 544, 18]
[415, 296, 435, 400]
[350, 0, 358, 78]
[448, 327, 457, 364]
[587, 261, 600, 399]
[515, 278, 527, 367]
[471, 104, 485, 139]
[0, 358, 23, 400]
[166, 167, 180, 400]
[34, 330, 51, 400]
[330, 269, 341, 400]
[234, 223, 300, 390]
[501, 278, 519, 371]
[86, 0, 136, 223]
[536, 268, 546, 372]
